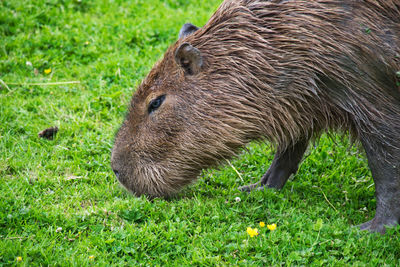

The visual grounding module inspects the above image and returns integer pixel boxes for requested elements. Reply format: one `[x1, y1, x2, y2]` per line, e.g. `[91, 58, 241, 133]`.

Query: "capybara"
[111, 0, 400, 233]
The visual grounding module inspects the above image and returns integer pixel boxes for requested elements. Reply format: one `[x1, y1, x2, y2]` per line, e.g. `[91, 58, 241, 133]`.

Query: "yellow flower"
[259, 221, 265, 228]
[246, 227, 259, 237]
[44, 68, 52, 74]
[89, 255, 94, 260]
[267, 223, 277, 231]
[16, 256, 22, 262]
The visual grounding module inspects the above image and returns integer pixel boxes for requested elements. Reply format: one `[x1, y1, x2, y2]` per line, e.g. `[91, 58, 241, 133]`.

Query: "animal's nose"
[113, 169, 120, 179]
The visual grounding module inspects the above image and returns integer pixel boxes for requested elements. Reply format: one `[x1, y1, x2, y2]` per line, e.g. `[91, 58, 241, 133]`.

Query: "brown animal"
[111, 0, 400, 233]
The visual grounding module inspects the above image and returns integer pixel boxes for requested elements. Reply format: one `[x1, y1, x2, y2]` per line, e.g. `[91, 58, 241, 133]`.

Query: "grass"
[1, 0, 399, 265]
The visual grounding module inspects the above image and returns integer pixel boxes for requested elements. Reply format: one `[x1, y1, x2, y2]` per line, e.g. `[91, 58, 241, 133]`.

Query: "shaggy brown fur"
[112, 0, 400, 233]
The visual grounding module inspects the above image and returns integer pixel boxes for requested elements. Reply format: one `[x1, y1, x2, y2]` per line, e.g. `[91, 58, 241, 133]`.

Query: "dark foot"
[238, 182, 260, 192]
[358, 217, 398, 234]
[239, 182, 282, 192]
[358, 219, 373, 231]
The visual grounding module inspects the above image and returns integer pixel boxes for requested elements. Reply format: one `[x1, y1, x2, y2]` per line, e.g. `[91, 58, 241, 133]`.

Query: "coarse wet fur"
[111, 0, 400, 234]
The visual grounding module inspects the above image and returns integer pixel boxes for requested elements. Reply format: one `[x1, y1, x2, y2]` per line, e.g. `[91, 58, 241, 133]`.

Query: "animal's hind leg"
[359, 137, 400, 234]
[239, 138, 309, 192]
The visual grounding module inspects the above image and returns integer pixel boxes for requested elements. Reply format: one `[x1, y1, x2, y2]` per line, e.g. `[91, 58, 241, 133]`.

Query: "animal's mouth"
[112, 169, 120, 180]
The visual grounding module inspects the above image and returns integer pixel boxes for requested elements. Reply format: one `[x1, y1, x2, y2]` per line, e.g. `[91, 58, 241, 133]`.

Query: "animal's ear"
[175, 42, 203, 75]
[179, 23, 199, 38]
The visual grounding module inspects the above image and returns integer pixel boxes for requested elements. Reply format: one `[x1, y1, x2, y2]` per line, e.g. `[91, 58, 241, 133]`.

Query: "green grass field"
[1, 0, 399, 265]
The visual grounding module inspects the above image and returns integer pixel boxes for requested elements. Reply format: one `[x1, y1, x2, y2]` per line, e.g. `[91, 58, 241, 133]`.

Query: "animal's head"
[111, 23, 258, 197]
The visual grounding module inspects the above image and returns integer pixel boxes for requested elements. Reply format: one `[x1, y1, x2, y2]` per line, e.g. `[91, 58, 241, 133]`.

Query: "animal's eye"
[148, 95, 166, 114]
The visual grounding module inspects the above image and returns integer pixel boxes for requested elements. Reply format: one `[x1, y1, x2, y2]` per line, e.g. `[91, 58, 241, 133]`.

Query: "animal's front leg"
[239, 138, 309, 192]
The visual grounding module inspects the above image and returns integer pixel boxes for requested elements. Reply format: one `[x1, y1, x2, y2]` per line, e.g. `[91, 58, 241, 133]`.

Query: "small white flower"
[235, 197, 241, 202]
[56, 227, 62, 233]
[26, 61, 32, 67]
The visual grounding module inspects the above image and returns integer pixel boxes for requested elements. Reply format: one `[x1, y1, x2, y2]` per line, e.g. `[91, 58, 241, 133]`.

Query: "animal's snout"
[111, 147, 123, 181]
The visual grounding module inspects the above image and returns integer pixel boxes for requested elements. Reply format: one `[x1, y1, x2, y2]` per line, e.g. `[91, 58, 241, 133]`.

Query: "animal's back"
[187, 0, 400, 147]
